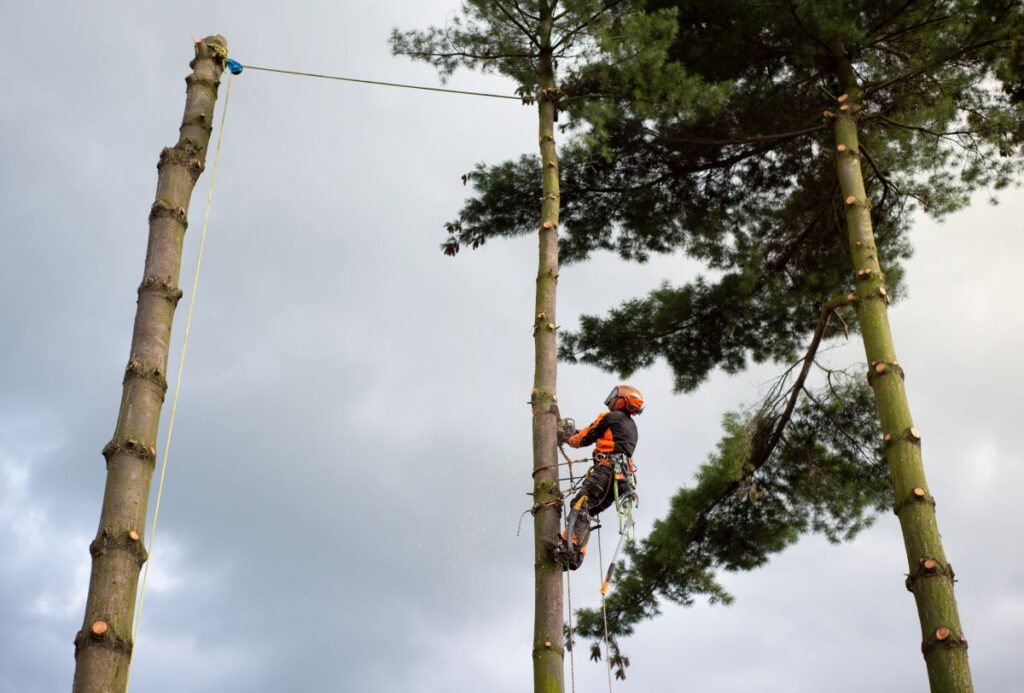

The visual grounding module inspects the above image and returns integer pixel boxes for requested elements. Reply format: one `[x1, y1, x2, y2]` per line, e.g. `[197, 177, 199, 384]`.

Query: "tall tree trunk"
[72, 35, 227, 693]
[832, 47, 974, 693]
[531, 6, 565, 692]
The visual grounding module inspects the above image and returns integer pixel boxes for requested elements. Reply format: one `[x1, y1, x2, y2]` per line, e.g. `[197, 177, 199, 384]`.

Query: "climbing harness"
[523, 438, 637, 691]
[554, 451, 638, 579]
[601, 455, 637, 596]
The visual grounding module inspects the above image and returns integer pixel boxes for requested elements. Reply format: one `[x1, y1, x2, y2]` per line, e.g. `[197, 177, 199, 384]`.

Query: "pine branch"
[552, 0, 626, 50]
[492, 0, 542, 47]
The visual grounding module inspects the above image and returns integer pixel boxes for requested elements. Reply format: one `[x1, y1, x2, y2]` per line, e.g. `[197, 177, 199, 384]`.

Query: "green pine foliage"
[576, 371, 891, 657]
[453, 0, 1023, 391]
[565, 0, 1023, 670]
[391, 1, 683, 92]
[423, 1, 1023, 674]
[396, 0, 1023, 681]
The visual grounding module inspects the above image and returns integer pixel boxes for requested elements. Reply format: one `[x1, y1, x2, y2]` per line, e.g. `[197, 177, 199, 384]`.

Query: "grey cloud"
[1, 2, 1022, 692]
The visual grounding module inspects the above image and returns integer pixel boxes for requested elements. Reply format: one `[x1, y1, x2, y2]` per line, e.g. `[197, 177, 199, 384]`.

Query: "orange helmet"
[604, 385, 644, 415]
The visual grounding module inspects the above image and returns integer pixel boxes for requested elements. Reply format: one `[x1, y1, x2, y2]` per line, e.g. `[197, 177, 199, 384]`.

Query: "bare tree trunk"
[72, 35, 228, 693]
[832, 46, 974, 693]
[530, 5, 565, 692]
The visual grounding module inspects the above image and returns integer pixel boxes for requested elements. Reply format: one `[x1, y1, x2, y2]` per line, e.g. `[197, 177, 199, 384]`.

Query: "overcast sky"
[2, 2, 1023, 692]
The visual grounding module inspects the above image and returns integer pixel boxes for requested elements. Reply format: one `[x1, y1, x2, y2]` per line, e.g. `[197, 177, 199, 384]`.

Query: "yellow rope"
[597, 525, 614, 692]
[563, 447, 578, 693]
[565, 565, 576, 693]
[126, 70, 233, 690]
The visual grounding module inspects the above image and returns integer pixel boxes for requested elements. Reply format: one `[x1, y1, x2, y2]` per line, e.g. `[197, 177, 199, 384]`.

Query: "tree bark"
[832, 47, 974, 693]
[72, 35, 227, 693]
[531, 6, 565, 693]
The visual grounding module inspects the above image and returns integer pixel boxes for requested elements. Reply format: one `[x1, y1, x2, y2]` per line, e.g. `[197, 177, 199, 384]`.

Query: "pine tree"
[391, 3, 692, 690]
[441, 1, 1023, 688]
[73, 36, 228, 693]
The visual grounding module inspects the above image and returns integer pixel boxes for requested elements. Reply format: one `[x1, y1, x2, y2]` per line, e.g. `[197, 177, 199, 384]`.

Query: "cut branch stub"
[935, 627, 952, 642]
[894, 486, 935, 516]
[874, 362, 887, 374]
[542, 220, 554, 229]
[906, 558, 955, 592]
[845, 195, 857, 205]
[91, 621, 108, 636]
[884, 433, 893, 443]
[837, 144, 848, 153]
[128, 530, 140, 542]
[909, 427, 922, 441]
[837, 93, 849, 103]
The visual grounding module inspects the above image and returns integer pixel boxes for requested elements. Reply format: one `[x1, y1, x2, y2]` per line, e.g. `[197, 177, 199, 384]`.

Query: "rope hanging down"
[126, 70, 234, 691]
[597, 526, 615, 693]
[563, 446, 579, 693]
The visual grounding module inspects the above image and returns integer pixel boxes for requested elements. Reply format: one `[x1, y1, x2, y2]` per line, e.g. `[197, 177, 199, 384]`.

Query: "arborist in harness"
[550, 384, 644, 572]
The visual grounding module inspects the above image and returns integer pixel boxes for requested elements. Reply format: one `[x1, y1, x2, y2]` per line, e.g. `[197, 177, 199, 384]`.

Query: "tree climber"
[551, 385, 644, 571]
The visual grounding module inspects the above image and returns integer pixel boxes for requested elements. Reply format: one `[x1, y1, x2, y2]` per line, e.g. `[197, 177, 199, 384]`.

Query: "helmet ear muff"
[604, 385, 644, 413]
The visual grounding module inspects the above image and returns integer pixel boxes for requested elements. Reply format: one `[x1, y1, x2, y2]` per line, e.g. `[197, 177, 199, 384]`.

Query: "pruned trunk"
[72, 35, 227, 693]
[832, 47, 974, 693]
[531, 8, 564, 693]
